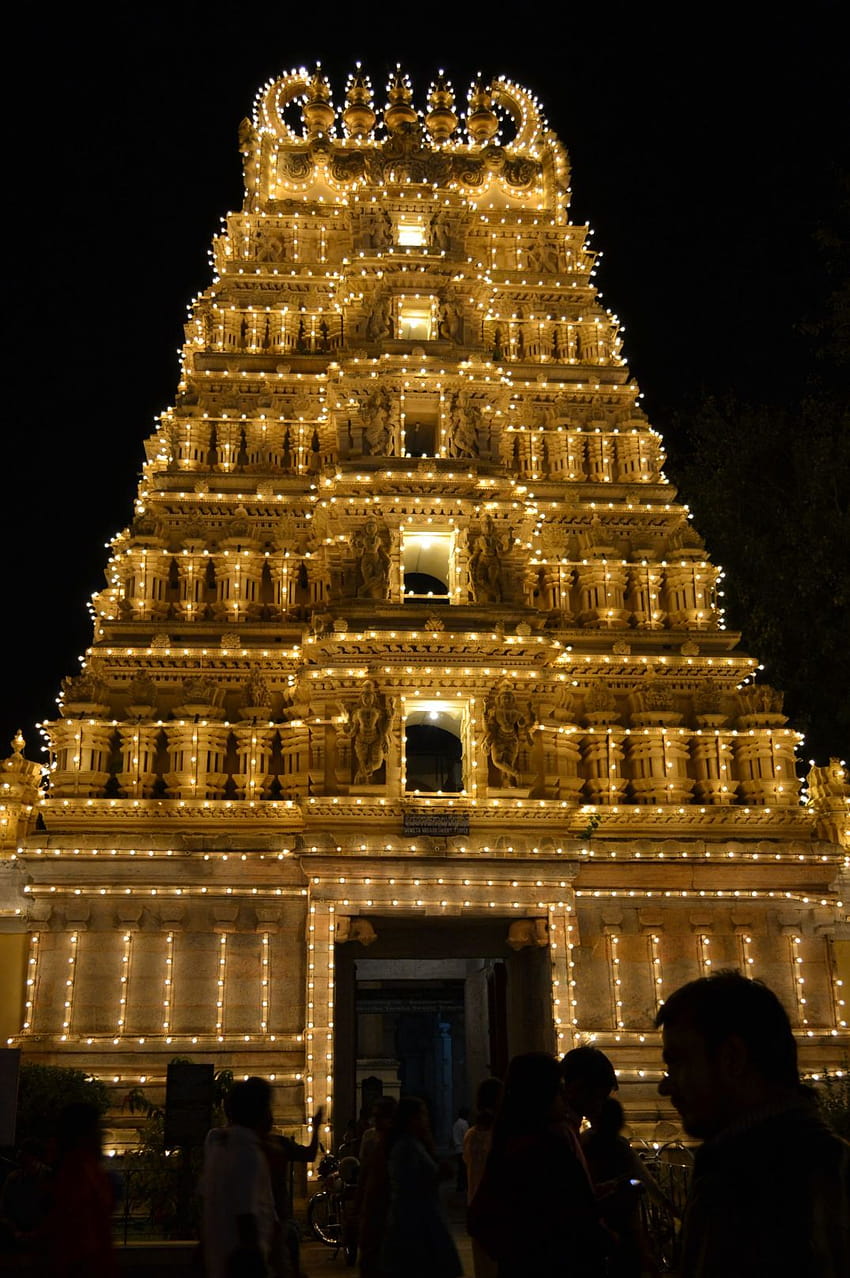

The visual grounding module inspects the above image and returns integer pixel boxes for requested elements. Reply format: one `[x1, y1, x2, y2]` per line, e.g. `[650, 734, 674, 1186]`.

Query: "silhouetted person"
[201, 1077, 276, 1278]
[356, 1096, 397, 1278]
[381, 1096, 462, 1278]
[656, 970, 850, 1276]
[463, 1078, 503, 1278]
[468, 1052, 609, 1277]
[582, 1097, 668, 1277]
[561, 1044, 618, 1177]
[46, 1102, 117, 1278]
[451, 1105, 470, 1191]
[262, 1104, 322, 1277]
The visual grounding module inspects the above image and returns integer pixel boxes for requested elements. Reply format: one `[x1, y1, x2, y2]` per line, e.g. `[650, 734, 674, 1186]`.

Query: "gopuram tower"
[2, 66, 848, 1149]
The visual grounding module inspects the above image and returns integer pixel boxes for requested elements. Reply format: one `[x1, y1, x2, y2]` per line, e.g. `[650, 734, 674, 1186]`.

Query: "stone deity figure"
[360, 209, 392, 252]
[445, 390, 480, 458]
[237, 117, 260, 205]
[438, 302, 463, 344]
[484, 682, 535, 787]
[346, 680, 393, 784]
[429, 211, 452, 252]
[527, 237, 559, 273]
[468, 515, 510, 602]
[351, 517, 391, 599]
[366, 292, 393, 341]
[361, 385, 395, 455]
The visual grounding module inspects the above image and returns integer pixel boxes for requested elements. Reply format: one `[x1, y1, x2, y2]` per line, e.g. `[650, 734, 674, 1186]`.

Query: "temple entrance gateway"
[333, 916, 553, 1146]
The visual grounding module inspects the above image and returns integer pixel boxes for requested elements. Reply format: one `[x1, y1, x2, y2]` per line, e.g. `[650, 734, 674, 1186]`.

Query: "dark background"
[3, 3, 847, 766]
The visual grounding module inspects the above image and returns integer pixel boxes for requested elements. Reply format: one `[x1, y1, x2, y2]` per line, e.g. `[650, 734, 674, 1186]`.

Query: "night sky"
[3, 5, 845, 765]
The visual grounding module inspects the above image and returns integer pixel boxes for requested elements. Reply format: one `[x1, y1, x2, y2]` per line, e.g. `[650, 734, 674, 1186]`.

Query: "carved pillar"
[690, 727, 736, 805]
[537, 563, 573, 615]
[627, 564, 665, 628]
[232, 724, 277, 799]
[117, 723, 162, 798]
[663, 560, 718, 630]
[277, 720, 312, 798]
[176, 542, 209, 620]
[214, 543, 264, 621]
[580, 725, 627, 804]
[615, 430, 657, 482]
[172, 420, 211, 469]
[539, 727, 584, 803]
[164, 722, 231, 799]
[626, 727, 694, 805]
[122, 544, 170, 620]
[585, 430, 614, 483]
[576, 560, 629, 627]
[561, 429, 584, 479]
[733, 729, 800, 806]
[46, 719, 113, 797]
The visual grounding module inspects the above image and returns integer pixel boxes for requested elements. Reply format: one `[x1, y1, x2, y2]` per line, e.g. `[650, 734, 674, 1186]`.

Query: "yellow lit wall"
[0, 933, 27, 1041]
[835, 939, 850, 994]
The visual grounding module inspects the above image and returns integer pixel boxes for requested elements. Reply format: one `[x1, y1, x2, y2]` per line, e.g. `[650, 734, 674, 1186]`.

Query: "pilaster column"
[580, 725, 627, 804]
[232, 723, 277, 799]
[46, 719, 113, 797]
[117, 722, 162, 797]
[690, 727, 736, 804]
[164, 721, 231, 799]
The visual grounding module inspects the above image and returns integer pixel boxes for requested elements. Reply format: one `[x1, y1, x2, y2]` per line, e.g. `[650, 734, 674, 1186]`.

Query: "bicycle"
[307, 1152, 359, 1265]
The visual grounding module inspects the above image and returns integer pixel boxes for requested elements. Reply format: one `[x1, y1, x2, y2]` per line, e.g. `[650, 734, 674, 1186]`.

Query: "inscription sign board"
[403, 810, 471, 837]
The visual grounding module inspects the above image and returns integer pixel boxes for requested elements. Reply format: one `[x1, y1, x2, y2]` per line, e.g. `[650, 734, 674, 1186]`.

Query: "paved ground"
[299, 1183, 474, 1277]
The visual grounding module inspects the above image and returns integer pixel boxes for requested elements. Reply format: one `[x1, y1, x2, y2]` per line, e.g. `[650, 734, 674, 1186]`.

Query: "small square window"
[398, 303, 433, 341]
[397, 217, 427, 247]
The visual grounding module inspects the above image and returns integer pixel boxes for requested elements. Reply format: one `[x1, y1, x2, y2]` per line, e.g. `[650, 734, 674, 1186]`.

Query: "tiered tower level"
[2, 68, 848, 1146]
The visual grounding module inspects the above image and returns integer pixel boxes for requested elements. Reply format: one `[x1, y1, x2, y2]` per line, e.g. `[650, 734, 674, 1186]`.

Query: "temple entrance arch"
[333, 915, 553, 1148]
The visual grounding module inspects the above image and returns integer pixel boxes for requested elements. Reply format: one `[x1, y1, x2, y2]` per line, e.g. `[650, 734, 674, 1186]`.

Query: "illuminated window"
[397, 216, 427, 247]
[398, 299, 434, 341]
[405, 701, 466, 793]
[402, 529, 455, 603]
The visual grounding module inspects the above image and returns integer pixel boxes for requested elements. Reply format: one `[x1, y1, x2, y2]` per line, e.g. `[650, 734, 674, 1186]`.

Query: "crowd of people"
[2, 970, 849, 1276]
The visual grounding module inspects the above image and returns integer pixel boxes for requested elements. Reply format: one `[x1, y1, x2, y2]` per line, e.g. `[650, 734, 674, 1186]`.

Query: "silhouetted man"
[657, 970, 850, 1276]
[561, 1045, 618, 1177]
[201, 1077, 276, 1278]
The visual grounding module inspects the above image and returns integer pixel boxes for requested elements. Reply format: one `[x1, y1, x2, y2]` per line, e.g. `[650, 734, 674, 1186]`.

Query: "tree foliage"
[15, 1063, 111, 1145]
[816, 1067, 850, 1140]
[665, 394, 850, 761]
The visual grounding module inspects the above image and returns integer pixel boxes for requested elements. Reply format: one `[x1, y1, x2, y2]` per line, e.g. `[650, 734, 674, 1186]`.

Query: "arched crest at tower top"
[243, 66, 569, 211]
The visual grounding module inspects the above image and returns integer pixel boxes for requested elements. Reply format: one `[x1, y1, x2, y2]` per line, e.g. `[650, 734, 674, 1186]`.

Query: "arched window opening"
[402, 531, 453, 602]
[405, 704, 465, 793]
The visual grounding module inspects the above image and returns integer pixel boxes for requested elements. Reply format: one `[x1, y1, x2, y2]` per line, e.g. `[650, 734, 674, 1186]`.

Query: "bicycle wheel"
[308, 1191, 343, 1246]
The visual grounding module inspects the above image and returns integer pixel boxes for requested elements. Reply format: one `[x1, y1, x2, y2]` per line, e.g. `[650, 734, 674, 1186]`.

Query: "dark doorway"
[405, 724, 463, 792]
[333, 917, 553, 1148]
[404, 420, 437, 456]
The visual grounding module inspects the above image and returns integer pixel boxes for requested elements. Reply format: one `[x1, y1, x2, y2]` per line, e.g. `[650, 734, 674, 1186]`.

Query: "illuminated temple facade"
[2, 67, 848, 1149]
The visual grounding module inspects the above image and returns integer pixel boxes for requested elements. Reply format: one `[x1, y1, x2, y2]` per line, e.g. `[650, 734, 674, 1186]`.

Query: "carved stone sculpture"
[346, 679, 393, 784]
[361, 385, 395, 455]
[484, 681, 535, 787]
[468, 515, 509, 602]
[351, 517, 391, 599]
[366, 291, 393, 341]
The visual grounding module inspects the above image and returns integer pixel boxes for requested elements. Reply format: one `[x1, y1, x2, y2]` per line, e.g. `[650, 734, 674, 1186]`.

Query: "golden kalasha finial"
[344, 69, 376, 137]
[426, 73, 457, 142]
[302, 67, 335, 136]
[467, 79, 499, 144]
[384, 69, 417, 131]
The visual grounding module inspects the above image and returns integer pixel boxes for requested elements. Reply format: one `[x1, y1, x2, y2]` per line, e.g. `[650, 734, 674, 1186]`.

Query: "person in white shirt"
[451, 1106, 470, 1192]
[201, 1077, 277, 1278]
